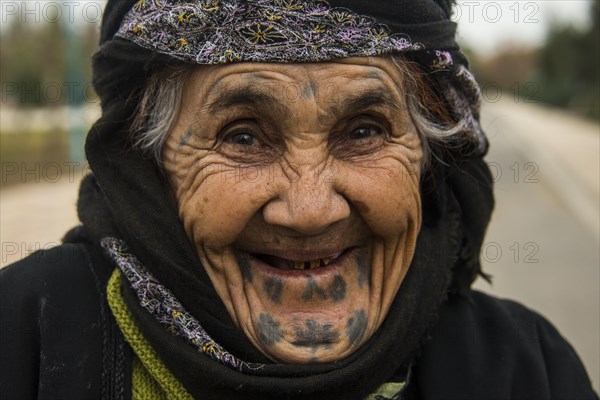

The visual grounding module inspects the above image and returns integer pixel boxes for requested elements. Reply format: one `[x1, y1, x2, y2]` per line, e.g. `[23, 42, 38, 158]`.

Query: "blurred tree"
[1, 19, 98, 108]
[536, 0, 600, 120]
[473, 46, 538, 90]
[1, 20, 64, 108]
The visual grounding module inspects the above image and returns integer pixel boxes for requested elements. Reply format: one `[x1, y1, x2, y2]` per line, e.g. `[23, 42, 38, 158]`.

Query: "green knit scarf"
[107, 269, 192, 400]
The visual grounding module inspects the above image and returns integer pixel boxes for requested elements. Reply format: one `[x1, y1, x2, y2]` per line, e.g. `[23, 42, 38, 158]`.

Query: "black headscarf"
[79, 1, 494, 398]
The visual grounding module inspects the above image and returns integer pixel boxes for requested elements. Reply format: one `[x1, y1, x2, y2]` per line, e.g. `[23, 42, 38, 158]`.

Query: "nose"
[262, 164, 350, 236]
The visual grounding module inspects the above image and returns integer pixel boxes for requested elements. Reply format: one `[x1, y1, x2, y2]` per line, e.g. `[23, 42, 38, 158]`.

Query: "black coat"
[1, 238, 597, 400]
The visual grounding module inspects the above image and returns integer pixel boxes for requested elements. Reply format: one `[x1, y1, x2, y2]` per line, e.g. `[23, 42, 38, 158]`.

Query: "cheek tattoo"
[302, 275, 347, 302]
[292, 319, 340, 351]
[178, 126, 194, 149]
[257, 313, 283, 345]
[356, 252, 370, 288]
[302, 276, 327, 301]
[346, 309, 367, 347]
[329, 275, 347, 302]
[236, 252, 253, 283]
[263, 277, 283, 303]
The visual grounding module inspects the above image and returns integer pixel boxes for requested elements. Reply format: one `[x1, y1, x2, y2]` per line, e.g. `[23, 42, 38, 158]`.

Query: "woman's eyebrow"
[330, 88, 402, 116]
[207, 84, 291, 120]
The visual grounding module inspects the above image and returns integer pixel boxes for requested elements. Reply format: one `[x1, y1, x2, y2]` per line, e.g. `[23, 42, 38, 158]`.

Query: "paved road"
[474, 99, 599, 390]
[1, 100, 599, 389]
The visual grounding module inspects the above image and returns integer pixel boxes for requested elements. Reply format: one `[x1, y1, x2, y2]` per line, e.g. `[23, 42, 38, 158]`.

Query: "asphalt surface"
[1, 100, 599, 390]
[473, 99, 599, 390]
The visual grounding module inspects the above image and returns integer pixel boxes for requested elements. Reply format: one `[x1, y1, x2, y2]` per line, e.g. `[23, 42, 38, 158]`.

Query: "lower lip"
[246, 247, 359, 279]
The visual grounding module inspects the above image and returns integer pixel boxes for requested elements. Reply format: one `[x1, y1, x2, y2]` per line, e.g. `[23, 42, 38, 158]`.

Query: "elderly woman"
[0, 1, 597, 399]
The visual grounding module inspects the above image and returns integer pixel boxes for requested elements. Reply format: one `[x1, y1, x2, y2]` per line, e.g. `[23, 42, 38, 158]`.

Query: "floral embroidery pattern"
[101, 237, 261, 372]
[116, 0, 424, 64]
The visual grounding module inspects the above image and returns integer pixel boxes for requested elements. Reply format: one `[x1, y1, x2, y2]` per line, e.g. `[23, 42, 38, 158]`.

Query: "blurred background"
[1, 0, 598, 390]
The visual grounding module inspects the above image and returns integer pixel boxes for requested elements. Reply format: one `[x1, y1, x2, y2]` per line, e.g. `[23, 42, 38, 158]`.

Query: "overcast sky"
[455, 0, 593, 54]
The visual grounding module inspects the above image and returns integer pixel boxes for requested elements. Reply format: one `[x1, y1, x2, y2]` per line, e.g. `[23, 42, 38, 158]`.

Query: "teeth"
[289, 257, 335, 270]
[293, 261, 304, 270]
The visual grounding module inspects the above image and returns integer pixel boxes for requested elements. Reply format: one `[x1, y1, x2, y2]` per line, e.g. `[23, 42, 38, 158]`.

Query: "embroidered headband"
[118, 0, 420, 64]
[117, 0, 454, 65]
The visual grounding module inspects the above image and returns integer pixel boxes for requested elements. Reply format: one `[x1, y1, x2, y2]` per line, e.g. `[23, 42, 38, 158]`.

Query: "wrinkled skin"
[163, 57, 423, 364]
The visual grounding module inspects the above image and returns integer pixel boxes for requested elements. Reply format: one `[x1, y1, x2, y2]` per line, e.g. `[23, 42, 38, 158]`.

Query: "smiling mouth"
[251, 251, 346, 271]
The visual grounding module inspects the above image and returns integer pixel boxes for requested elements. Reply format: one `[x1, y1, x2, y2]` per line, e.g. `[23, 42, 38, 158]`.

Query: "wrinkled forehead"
[183, 57, 407, 112]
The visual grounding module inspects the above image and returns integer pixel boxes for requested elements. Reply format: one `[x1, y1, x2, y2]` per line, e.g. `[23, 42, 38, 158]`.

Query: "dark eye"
[218, 120, 279, 163]
[349, 126, 382, 140]
[329, 117, 388, 159]
[228, 132, 256, 146]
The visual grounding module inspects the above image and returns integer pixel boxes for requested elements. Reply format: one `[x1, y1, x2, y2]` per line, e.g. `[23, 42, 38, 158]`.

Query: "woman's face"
[163, 57, 423, 364]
